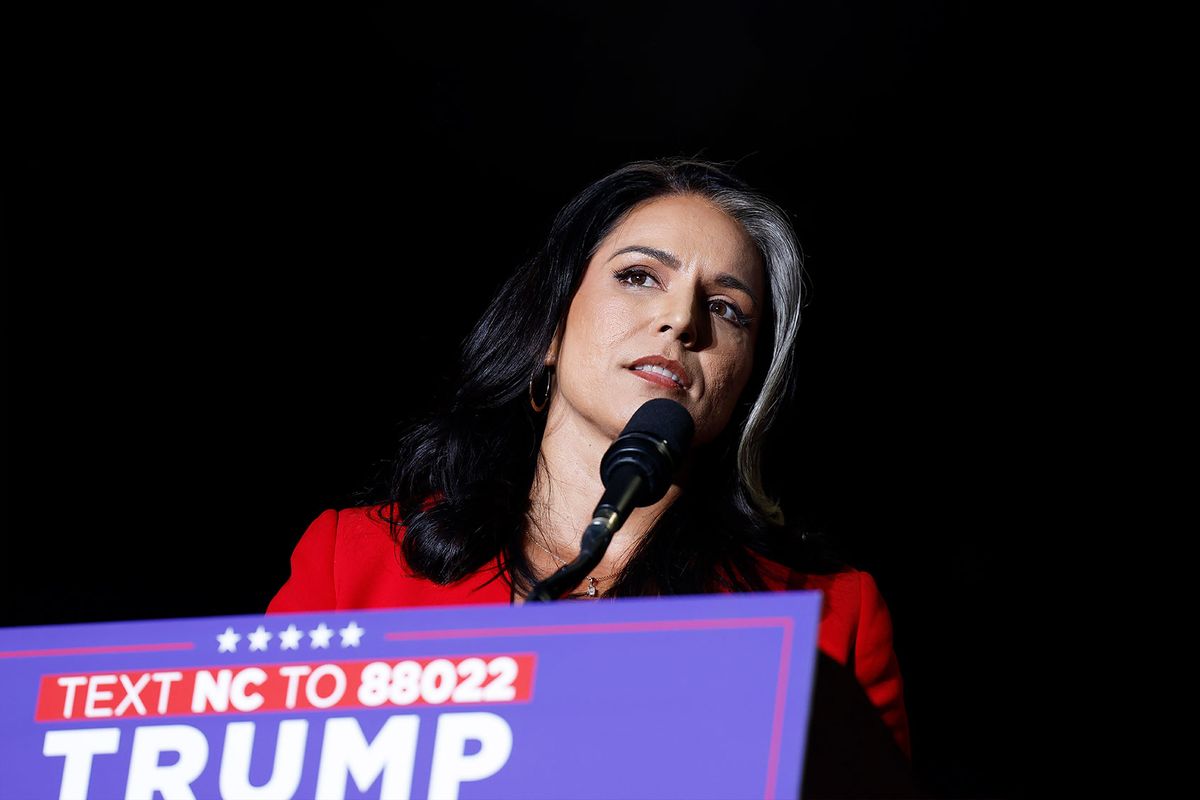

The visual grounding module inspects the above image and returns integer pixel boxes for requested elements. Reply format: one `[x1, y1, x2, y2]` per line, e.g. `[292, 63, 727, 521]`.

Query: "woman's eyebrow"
[608, 244, 760, 310]
[609, 244, 682, 270]
[714, 274, 759, 311]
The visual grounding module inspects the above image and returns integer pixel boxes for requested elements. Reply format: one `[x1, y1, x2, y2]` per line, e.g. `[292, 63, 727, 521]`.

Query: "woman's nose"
[656, 295, 703, 346]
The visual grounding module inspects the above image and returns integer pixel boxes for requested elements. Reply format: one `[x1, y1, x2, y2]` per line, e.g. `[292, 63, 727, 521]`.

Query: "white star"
[247, 625, 273, 652]
[216, 627, 241, 653]
[339, 621, 365, 647]
[278, 624, 303, 650]
[309, 622, 334, 649]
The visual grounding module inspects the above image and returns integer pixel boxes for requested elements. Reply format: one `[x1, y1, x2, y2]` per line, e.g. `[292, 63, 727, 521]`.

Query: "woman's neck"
[525, 408, 683, 592]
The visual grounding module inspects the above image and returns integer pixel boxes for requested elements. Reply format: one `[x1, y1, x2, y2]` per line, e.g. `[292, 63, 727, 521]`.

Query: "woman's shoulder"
[746, 547, 861, 594]
[746, 550, 912, 761]
[267, 501, 510, 614]
[266, 504, 411, 614]
[291, 504, 406, 560]
[334, 503, 404, 541]
[315, 503, 426, 582]
[745, 549, 892, 653]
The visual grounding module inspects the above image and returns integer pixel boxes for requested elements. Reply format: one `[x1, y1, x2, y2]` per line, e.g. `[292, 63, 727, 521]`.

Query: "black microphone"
[592, 398, 695, 534]
[525, 399, 694, 602]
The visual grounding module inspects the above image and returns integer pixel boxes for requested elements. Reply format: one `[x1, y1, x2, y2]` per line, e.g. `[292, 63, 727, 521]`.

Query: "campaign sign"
[0, 591, 821, 799]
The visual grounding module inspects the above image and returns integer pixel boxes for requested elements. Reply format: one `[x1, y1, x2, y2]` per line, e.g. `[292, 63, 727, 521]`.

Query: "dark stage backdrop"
[5, 5, 1036, 798]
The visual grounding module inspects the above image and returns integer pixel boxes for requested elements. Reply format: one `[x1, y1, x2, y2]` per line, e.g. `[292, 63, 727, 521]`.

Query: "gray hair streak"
[704, 188, 805, 525]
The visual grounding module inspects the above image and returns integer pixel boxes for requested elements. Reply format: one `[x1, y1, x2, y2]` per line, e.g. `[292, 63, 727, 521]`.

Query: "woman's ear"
[545, 321, 562, 367]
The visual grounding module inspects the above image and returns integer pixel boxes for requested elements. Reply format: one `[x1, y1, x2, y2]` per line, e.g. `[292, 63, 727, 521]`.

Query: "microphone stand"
[523, 468, 646, 602]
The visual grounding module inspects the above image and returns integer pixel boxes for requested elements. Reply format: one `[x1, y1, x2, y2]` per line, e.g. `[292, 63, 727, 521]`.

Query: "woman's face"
[546, 193, 765, 447]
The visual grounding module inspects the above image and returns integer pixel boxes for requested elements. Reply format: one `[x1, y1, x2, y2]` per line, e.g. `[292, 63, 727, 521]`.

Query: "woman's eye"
[709, 299, 750, 328]
[614, 268, 660, 289]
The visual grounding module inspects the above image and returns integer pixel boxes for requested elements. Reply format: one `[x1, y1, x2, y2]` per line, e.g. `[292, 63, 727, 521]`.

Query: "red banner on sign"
[35, 654, 536, 721]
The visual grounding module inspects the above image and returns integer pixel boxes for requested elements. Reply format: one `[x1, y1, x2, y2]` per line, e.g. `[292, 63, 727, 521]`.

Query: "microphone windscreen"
[619, 398, 695, 460]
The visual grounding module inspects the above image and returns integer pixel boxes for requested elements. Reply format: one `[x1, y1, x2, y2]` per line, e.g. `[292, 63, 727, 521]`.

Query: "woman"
[267, 157, 913, 768]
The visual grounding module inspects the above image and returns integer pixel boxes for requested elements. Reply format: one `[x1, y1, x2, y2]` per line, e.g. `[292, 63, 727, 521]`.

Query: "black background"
[5, 5, 1038, 797]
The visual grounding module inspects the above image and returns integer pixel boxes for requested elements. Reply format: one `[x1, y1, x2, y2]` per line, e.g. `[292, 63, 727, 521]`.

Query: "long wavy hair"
[354, 156, 847, 598]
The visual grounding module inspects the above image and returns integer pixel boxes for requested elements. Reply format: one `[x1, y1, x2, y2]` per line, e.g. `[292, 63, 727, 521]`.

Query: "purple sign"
[1, 591, 821, 799]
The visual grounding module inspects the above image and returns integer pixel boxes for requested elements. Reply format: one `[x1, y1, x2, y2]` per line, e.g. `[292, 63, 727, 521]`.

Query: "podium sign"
[1, 591, 821, 799]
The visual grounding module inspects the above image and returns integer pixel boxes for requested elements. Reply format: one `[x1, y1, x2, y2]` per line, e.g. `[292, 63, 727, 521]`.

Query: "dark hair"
[353, 156, 847, 598]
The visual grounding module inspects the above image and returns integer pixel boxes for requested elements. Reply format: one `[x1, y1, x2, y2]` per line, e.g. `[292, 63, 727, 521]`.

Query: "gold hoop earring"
[529, 365, 553, 413]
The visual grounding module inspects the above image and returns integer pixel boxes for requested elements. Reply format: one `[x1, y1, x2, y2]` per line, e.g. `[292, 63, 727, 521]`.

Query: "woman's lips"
[629, 368, 687, 390]
[628, 355, 691, 388]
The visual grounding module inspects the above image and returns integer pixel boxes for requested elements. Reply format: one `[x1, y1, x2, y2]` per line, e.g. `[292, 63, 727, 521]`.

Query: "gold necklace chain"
[530, 536, 617, 597]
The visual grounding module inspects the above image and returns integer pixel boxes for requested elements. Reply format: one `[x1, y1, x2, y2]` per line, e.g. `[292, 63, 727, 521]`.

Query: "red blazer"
[267, 506, 912, 761]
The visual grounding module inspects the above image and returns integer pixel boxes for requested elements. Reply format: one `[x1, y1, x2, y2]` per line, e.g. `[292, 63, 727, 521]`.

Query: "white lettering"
[56, 676, 88, 719]
[43, 727, 120, 800]
[191, 669, 232, 713]
[306, 664, 347, 709]
[218, 720, 308, 800]
[230, 668, 268, 712]
[428, 712, 513, 800]
[279, 665, 311, 710]
[315, 715, 420, 800]
[84, 674, 116, 718]
[125, 724, 208, 800]
[152, 672, 184, 715]
[114, 673, 150, 716]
